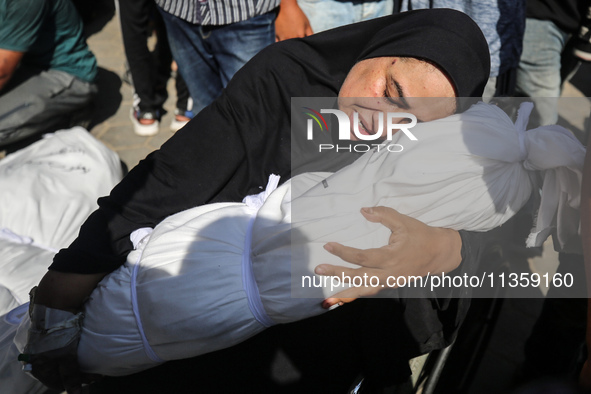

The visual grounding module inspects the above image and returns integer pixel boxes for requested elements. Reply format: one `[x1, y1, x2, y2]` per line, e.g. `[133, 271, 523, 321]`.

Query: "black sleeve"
[396, 229, 492, 352]
[457, 229, 491, 279]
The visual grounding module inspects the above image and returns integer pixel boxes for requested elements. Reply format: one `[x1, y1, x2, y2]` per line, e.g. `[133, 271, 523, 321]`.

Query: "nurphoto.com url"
[301, 271, 575, 293]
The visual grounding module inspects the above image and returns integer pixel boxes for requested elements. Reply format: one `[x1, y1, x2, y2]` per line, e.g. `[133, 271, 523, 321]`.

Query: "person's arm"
[34, 271, 108, 312]
[0, 48, 23, 91]
[579, 145, 591, 389]
[316, 206, 462, 306]
[275, 0, 313, 42]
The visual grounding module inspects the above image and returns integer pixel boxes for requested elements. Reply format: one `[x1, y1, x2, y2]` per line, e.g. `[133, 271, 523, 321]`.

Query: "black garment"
[51, 10, 489, 392]
[526, 0, 587, 34]
[119, 0, 170, 113]
[53, 9, 491, 390]
[118, 0, 192, 113]
[522, 253, 587, 382]
[50, 13, 490, 392]
[51, 8, 489, 274]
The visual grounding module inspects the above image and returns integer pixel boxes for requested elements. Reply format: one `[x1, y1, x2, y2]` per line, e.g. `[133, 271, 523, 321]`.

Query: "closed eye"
[385, 76, 410, 110]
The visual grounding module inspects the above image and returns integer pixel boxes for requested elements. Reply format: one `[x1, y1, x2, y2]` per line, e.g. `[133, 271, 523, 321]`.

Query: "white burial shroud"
[0, 128, 123, 394]
[21, 102, 584, 376]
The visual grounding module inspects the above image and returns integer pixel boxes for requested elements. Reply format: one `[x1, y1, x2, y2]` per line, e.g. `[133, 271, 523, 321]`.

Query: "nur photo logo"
[303, 108, 418, 153]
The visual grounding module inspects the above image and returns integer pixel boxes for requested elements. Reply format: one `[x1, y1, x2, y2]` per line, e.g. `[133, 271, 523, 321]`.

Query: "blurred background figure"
[155, 0, 317, 115]
[515, 3, 591, 385]
[0, 0, 98, 147]
[400, 0, 526, 97]
[117, 0, 194, 136]
[515, 0, 591, 126]
[154, 0, 279, 115]
[295, 0, 393, 33]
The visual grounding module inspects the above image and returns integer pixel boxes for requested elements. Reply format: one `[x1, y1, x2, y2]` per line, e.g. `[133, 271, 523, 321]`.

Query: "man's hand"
[275, 0, 313, 42]
[315, 207, 462, 308]
[0, 48, 23, 91]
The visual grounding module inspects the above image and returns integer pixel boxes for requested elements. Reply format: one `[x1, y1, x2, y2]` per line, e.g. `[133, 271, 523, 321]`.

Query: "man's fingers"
[314, 264, 385, 290]
[321, 296, 357, 309]
[361, 206, 405, 231]
[323, 242, 390, 268]
[321, 286, 383, 309]
[315, 262, 358, 277]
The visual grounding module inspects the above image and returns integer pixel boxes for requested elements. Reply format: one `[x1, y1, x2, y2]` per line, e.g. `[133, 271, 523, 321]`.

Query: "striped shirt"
[155, 0, 280, 25]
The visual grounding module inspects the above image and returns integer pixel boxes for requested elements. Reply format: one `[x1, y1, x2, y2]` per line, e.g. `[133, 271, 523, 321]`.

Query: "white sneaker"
[130, 108, 160, 136]
[170, 108, 195, 132]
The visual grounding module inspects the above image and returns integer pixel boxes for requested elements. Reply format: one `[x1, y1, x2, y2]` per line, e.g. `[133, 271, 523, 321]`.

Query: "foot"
[170, 108, 195, 132]
[130, 108, 160, 136]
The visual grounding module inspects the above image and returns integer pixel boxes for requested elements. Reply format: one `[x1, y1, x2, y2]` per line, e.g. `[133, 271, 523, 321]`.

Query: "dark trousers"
[118, 0, 189, 113]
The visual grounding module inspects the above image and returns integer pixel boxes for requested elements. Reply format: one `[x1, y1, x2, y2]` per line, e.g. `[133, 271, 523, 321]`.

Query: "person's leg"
[118, 0, 173, 135]
[174, 72, 191, 114]
[152, 6, 173, 106]
[483, 76, 497, 98]
[297, 0, 393, 33]
[358, 0, 394, 22]
[297, 0, 355, 33]
[170, 72, 194, 132]
[515, 18, 569, 125]
[0, 69, 96, 147]
[157, 8, 223, 114]
[118, 0, 168, 112]
[207, 10, 277, 88]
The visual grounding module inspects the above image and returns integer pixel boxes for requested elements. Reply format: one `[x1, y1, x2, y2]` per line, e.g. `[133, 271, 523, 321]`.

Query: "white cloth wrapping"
[0, 128, 123, 394]
[66, 102, 585, 376]
[0, 127, 123, 250]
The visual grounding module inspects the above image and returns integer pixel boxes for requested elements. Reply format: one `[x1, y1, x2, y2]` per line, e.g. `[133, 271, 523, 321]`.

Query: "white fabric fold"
[0, 127, 123, 250]
[0, 228, 59, 254]
[241, 174, 280, 328]
[0, 128, 124, 394]
[242, 174, 281, 210]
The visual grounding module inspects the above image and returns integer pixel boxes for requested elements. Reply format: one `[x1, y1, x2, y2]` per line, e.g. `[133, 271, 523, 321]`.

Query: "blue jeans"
[158, 9, 276, 114]
[297, 0, 393, 33]
[515, 18, 569, 125]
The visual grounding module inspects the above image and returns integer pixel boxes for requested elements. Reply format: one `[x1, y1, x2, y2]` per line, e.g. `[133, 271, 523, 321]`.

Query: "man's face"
[338, 57, 457, 140]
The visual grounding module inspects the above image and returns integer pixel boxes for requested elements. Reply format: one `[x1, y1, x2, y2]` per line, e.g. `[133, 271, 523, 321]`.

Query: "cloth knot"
[243, 174, 281, 211]
[514, 102, 534, 162]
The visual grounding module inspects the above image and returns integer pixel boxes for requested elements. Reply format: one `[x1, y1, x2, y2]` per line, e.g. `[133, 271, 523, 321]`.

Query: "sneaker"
[130, 108, 160, 136]
[170, 108, 195, 132]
